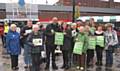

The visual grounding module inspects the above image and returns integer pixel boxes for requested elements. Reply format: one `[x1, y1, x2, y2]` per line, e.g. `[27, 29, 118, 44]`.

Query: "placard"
[32, 38, 43, 46]
[54, 32, 64, 45]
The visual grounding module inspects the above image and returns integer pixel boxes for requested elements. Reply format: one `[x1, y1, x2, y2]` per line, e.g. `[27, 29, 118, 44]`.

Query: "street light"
[72, 0, 75, 22]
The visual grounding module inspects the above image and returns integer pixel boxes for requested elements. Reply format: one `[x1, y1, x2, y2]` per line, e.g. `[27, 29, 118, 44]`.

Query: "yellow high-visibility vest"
[4, 25, 9, 33]
[75, 6, 80, 19]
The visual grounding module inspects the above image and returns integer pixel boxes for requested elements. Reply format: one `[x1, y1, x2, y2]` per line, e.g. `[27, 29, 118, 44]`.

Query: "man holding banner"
[45, 17, 61, 70]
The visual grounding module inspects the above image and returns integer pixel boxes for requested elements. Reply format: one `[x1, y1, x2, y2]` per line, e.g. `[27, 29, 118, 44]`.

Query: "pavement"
[1, 38, 120, 71]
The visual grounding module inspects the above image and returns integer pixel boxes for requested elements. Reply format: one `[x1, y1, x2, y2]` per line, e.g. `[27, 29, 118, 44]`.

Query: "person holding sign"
[45, 17, 61, 70]
[104, 23, 118, 67]
[27, 24, 44, 71]
[60, 23, 72, 70]
[85, 25, 95, 68]
[73, 26, 88, 70]
[20, 20, 33, 68]
[95, 25, 104, 66]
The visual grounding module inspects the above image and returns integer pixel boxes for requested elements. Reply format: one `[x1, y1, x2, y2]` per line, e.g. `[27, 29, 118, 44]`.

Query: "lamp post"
[72, 0, 75, 22]
[46, 0, 48, 5]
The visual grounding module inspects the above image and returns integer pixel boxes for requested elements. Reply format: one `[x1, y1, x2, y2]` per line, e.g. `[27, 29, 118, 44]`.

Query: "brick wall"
[58, 0, 120, 8]
[0, 9, 6, 19]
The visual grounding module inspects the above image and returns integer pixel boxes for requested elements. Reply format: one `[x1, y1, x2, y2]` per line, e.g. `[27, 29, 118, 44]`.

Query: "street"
[0, 38, 120, 71]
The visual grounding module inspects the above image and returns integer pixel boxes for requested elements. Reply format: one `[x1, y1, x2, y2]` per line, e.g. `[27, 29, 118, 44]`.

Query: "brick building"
[57, 0, 120, 8]
[39, 0, 120, 21]
[0, 1, 120, 22]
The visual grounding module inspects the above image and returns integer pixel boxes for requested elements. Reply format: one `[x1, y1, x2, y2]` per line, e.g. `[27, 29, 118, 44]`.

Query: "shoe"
[45, 66, 49, 70]
[52, 66, 58, 70]
[80, 67, 84, 71]
[12, 67, 19, 70]
[24, 66, 28, 69]
[15, 66, 19, 70]
[61, 65, 65, 69]
[12, 67, 16, 70]
[96, 62, 99, 66]
[105, 64, 112, 67]
[99, 62, 103, 66]
[65, 66, 70, 70]
[76, 66, 80, 70]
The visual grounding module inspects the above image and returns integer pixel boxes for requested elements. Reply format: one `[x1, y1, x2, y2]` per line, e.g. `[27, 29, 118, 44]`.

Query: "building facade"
[0, 1, 120, 22]
[57, 0, 120, 8]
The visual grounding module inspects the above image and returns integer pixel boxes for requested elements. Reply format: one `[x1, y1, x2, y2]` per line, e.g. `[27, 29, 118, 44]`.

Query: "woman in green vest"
[73, 26, 88, 70]
[85, 24, 96, 68]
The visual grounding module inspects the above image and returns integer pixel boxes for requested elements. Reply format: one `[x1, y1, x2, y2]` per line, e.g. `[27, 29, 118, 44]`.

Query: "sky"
[0, 0, 59, 5]
[0, 0, 120, 5]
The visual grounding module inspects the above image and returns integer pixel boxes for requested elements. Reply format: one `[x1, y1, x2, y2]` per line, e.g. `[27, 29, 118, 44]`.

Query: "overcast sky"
[0, 0, 120, 5]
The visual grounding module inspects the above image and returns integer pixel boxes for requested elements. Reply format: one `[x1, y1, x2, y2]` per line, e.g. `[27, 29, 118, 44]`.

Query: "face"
[27, 20, 32, 27]
[11, 26, 17, 32]
[90, 18, 94, 24]
[107, 27, 112, 31]
[79, 26, 85, 33]
[71, 25, 76, 29]
[33, 27, 39, 32]
[63, 24, 67, 29]
[85, 25, 90, 32]
[97, 26, 102, 31]
[52, 17, 58, 24]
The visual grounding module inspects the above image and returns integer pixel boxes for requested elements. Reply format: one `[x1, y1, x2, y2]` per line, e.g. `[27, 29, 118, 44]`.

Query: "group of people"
[1, 17, 119, 71]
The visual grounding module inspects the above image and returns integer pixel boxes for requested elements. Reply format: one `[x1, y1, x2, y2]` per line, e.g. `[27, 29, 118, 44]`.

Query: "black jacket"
[61, 29, 72, 51]
[45, 23, 61, 46]
[27, 31, 45, 54]
[20, 26, 32, 43]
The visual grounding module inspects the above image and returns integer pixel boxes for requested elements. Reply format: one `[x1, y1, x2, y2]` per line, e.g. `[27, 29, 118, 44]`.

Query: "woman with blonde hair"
[6, 24, 21, 70]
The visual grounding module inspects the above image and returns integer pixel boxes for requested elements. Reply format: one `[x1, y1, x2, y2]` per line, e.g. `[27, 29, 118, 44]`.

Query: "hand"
[51, 29, 54, 33]
[75, 38, 79, 41]
[24, 33, 27, 36]
[64, 32, 66, 35]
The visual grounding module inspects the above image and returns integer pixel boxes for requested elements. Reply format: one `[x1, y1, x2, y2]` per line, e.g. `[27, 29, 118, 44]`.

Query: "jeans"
[23, 44, 32, 65]
[106, 46, 113, 65]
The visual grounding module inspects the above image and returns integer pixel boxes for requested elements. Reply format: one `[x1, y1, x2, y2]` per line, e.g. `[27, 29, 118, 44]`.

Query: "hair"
[106, 23, 113, 28]
[36, 22, 41, 25]
[10, 24, 17, 28]
[32, 24, 39, 30]
[96, 24, 104, 30]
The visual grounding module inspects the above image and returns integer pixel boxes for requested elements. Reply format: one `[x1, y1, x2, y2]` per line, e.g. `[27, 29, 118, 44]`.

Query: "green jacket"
[74, 32, 88, 54]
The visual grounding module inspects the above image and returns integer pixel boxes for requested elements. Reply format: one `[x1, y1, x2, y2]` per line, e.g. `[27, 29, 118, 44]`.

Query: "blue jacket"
[6, 30, 21, 55]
